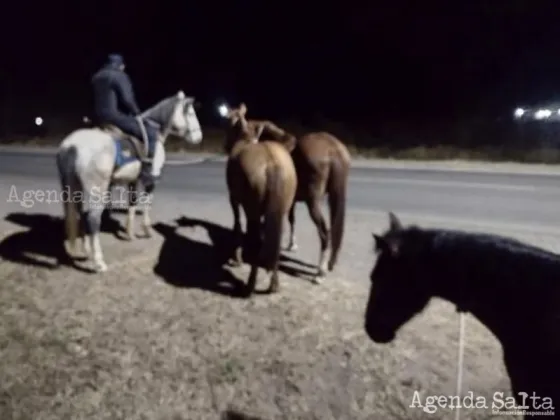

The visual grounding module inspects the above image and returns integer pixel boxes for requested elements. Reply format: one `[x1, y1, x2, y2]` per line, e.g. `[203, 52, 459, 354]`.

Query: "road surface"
[0, 149, 559, 235]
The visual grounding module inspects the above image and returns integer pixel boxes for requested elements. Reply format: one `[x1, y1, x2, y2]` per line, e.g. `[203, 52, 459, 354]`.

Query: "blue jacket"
[91, 60, 141, 121]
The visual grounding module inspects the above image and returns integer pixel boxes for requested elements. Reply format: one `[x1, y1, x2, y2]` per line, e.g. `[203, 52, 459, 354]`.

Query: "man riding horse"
[91, 53, 157, 190]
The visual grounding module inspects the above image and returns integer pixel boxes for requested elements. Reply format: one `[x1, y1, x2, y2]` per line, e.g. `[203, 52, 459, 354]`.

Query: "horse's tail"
[56, 145, 79, 255]
[261, 164, 285, 273]
[327, 149, 349, 271]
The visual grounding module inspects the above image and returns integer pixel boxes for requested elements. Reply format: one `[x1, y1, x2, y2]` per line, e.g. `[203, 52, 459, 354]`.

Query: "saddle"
[99, 124, 147, 162]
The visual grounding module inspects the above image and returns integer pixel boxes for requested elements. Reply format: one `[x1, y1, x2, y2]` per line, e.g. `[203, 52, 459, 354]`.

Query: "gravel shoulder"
[0, 188, 545, 419]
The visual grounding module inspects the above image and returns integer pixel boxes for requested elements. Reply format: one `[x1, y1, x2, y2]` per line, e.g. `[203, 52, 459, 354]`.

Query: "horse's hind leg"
[286, 202, 298, 251]
[244, 217, 261, 296]
[305, 194, 329, 284]
[82, 182, 110, 272]
[87, 205, 108, 272]
[78, 201, 91, 256]
[229, 194, 243, 266]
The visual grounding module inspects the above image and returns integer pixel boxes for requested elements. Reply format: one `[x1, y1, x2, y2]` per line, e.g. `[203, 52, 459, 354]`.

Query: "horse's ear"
[239, 103, 247, 116]
[177, 90, 185, 100]
[388, 212, 402, 232]
[373, 234, 384, 253]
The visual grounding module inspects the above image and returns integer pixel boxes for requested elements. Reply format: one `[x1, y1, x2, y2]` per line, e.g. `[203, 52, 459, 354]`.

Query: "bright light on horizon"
[218, 104, 229, 118]
[514, 108, 525, 118]
[535, 109, 552, 119]
[34, 117, 43, 126]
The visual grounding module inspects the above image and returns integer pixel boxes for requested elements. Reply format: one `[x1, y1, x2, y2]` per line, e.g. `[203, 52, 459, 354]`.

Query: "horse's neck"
[432, 256, 558, 349]
[141, 99, 174, 134]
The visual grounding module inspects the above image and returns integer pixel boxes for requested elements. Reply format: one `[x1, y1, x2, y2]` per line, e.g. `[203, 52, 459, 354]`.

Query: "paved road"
[1, 149, 560, 234]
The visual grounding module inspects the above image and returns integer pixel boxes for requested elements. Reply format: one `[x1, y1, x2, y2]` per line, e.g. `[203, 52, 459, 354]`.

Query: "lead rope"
[135, 115, 150, 158]
[455, 311, 466, 420]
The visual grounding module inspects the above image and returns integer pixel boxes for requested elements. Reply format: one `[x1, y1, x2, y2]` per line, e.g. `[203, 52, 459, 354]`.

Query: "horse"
[224, 103, 297, 296]
[56, 91, 203, 272]
[244, 111, 351, 284]
[365, 212, 560, 416]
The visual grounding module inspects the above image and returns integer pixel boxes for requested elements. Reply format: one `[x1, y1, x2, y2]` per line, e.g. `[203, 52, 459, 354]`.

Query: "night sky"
[1, 1, 559, 127]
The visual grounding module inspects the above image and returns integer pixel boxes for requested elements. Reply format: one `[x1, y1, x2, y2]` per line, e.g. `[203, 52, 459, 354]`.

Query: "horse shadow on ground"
[0, 211, 122, 272]
[152, 216, 317, 298]
[220, 409, 265, 420]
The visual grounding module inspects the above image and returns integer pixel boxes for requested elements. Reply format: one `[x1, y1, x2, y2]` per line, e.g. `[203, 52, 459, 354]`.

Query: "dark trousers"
[102, 114, 157, 158]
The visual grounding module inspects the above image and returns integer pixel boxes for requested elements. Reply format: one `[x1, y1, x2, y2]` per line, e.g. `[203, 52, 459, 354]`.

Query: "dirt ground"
[0, 203, 542, 420]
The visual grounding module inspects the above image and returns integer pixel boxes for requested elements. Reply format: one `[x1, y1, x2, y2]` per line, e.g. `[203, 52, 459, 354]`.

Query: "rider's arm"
[115, 72, 141, 115]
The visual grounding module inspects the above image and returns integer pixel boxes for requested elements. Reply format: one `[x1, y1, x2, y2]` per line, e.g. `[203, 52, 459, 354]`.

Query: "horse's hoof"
[311, 274, 325, 285]
[93, 261, 108, 272]
[286, 243, 298, 252]
[267, 283, 279, 294]
[228, 258, 243, 267]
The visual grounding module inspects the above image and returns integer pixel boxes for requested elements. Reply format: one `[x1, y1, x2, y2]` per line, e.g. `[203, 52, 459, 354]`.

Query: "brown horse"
[224, 103, 297, 296]
[245, 115, 351, 284]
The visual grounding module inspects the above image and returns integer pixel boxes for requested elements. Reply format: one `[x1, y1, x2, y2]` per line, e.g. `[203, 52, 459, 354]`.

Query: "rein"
[138, 97, 186, 149]
[454, 307, 467, 420]
[135, 115, 150, 157]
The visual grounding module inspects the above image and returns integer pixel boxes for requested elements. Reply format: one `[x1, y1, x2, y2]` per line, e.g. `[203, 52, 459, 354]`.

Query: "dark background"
[1, 0, 560, 148]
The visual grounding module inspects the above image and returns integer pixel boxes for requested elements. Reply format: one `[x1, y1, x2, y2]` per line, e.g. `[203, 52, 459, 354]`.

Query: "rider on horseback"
[91, 53, 157, 190]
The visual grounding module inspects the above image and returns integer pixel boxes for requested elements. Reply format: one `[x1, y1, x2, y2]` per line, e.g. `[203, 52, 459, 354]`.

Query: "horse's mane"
[141, 95, 180, 126]
[401, 225, 560, 283]
[430, 227, 560, 260]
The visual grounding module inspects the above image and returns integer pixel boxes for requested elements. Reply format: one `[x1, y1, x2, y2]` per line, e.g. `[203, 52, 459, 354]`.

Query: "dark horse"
[365, 212, 560, 417]
[242, 107, 351, 284]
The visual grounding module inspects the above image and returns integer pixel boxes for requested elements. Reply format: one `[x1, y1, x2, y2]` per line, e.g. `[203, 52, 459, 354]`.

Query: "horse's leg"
[89, 205, 107, 272]
[244, 216, 261, 296]
[124, 182, 137, 241]
[83, 181, 110, 272]
[78, 200, 90, 256]
[286, 202, 298, 251]
[229, 194, 243, 266]
[139, 190, 153, 238]
[306, 194, 329, 284]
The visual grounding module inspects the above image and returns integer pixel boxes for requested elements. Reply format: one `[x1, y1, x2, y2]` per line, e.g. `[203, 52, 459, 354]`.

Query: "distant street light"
[218, 104, 229, 118]
[534, 109, 552, 120]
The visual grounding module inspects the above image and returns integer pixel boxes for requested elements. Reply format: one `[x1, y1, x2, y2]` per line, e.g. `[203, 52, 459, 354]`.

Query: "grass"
[4, 125, 560, 164]
[0, 206, 519, 420]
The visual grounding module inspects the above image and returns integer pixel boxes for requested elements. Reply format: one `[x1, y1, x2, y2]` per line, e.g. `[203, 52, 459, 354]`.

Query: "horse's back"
[228, 141, 296, 207]
[60, 127, 108, 147]
[293, 132, 349, 199]
[264, 141, 296, 178]
[298, 132, 350, 164]
[58, 127, 115, 177]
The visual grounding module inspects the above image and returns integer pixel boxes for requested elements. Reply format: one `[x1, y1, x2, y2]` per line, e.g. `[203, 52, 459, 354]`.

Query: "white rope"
[455, 311, 466, 420]
[135, 115, 149, 158]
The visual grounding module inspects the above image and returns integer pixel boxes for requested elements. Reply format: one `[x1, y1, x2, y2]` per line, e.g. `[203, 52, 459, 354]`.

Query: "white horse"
[56, 90, 202, 272]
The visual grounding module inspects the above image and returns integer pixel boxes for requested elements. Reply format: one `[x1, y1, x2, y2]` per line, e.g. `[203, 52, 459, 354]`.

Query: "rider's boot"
[140, 133, 158, 193]
[140, 159, 156, 193]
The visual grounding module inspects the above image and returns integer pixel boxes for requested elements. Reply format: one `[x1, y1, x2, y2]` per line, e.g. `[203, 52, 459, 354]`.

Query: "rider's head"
[107, 54, 125, 71]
